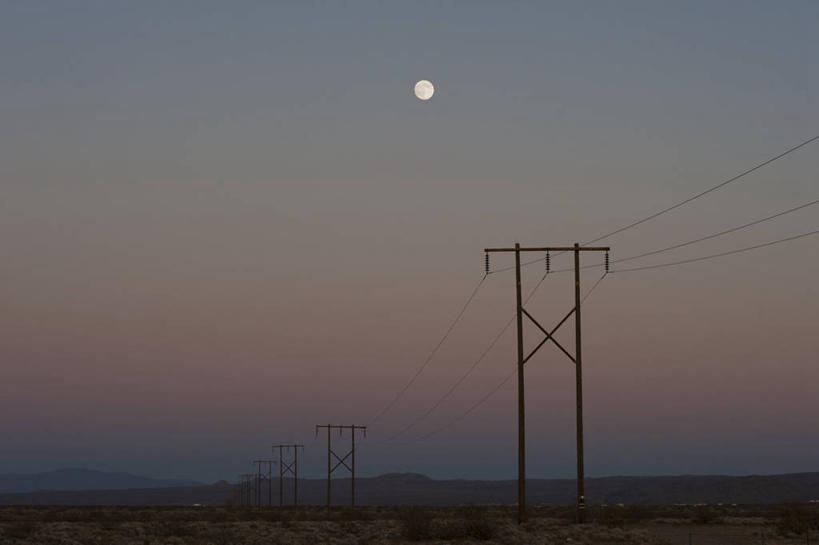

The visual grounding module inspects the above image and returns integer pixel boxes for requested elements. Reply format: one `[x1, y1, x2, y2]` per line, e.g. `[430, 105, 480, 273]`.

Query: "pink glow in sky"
[1, 2, 818, 482]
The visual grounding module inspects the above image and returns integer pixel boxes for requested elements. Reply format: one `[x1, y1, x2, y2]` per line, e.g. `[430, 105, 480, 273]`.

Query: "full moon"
[414, 79, 434, 100]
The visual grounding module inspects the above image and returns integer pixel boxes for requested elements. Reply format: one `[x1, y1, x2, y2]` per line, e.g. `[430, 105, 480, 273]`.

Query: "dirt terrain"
[0, 504, 816, 544]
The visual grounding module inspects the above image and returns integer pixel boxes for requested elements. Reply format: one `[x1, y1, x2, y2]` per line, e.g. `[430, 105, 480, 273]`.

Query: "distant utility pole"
[484, 243, 610, 524]
[273, 444, 304, 506]
[315, 424, 367, 509]
[253, 459, 276, 507]
[237, 474, 245, 507]
[241, 473, 255, 507]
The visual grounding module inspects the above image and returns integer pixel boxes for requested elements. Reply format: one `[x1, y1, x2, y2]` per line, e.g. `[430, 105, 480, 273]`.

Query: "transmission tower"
[273, 444, 304, 506]
[484, 243, 610, 524]
[315, 424, 366, 509]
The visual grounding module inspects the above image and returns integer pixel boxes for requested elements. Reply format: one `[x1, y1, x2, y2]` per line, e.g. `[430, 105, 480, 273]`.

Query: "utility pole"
[252, 461, 263, 507]
[315, 424, 367, 509]
[484, 243, 609, 524]
[253, 459, 276, 507]
[273, 444, 304, 506]
[241, 473, 254, 507]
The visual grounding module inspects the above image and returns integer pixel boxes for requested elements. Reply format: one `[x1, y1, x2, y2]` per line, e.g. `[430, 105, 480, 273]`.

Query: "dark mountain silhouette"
[0, 471, 818, 506]
[0, 468, 200, 494]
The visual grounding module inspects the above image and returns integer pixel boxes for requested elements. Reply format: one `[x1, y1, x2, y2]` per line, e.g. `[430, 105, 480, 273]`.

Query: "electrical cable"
[385, 271, 552, 441]
[612, 228, 819, 273]
[487, 134, 819, 275]
[613, 197, 819, 265]
[402, 273, 608, 444]
[583, 134, 819, 246]
[537, 197, 819, 274]
[401, 272, 609, 444]
[367, 273, 488, 427]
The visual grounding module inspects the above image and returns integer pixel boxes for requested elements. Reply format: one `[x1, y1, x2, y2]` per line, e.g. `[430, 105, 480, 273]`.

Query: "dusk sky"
[2, 2, 818, 484]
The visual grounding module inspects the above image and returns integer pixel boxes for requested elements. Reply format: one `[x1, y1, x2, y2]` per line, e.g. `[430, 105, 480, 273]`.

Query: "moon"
[414, 80, 434, 100]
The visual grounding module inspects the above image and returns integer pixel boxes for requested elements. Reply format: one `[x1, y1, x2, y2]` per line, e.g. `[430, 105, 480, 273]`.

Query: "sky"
[1, 1, 818, 484]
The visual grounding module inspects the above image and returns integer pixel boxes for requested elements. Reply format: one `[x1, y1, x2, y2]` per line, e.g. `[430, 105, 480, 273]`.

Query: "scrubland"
[0, 503, 816, 544]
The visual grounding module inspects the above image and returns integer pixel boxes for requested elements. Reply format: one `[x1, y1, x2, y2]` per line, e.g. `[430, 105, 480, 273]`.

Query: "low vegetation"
[0, 503, 816, 544]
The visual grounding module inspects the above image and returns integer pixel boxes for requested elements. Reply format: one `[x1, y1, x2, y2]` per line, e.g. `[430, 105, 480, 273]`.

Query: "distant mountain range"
[0, 468, 200, 494]
[0, 470, 818, 506]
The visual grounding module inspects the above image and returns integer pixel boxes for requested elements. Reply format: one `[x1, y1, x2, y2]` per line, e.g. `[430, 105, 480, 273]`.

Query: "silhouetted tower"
[241, 473, 255, 507]
[253, 459, 276, 507]
[273, 444, 304, 506]
[484, 243, 610, 524]
[315, 424, 366, 509]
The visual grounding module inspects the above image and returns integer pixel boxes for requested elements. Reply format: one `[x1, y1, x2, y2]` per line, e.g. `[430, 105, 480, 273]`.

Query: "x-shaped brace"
[281, 460, 296, 476]
[329, 449, 353, 474]
[521, 306, 576, 365]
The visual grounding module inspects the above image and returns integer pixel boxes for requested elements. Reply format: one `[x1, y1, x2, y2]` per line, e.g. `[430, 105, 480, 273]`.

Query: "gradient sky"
[1, 2, 818, 484]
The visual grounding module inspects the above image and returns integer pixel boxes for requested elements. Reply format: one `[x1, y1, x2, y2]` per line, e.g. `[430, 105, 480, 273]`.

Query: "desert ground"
[0, 504, 816, 545]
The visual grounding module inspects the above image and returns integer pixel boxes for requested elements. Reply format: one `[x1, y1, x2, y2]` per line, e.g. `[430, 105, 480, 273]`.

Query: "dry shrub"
[403, 506, 497, 541]
[456, 506, 496, 540]
[691, 505, 720, 524]
[202, 508, 238, 523]
[593, 504, 656, 527]
[776, 505, 819, 536]
[596, 505, 627, 528]
[330, 507, 371, 523]
[399, 506, 434, 541]
[211, 523, 238, 545]
[2, 521, 38, 540]
[148, 520, 195, 538]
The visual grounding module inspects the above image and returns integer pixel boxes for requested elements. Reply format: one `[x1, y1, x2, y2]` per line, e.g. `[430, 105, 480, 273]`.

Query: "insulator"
[485, 253, 490, 273]
[546, 251, 551, 273]
[605, 251, 610, 273]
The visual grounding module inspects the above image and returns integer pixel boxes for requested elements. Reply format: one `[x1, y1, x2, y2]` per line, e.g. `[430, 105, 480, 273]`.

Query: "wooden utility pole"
[514, 244, 525, 521]
[253, 459, 276, 507]
[315, 424, 366, 509]
[484, 243, 609, 524]
[241, 473, 254, 507]
[272, 444, 304, 506]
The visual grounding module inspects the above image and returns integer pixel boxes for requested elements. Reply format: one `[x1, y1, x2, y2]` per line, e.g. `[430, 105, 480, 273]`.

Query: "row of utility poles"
[236, 242, 608, 526]
[238, 444, 302, 507]
[237, 427, 366, 509]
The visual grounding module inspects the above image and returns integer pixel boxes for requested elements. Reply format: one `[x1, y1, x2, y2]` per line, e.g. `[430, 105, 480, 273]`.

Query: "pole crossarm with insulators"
[315, 424, 367, 509]
[484, 243, 610, 524]
[273, 444, 304, 506]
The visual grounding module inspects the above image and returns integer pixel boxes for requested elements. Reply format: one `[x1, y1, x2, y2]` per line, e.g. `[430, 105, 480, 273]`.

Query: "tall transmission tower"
[315, 424, 367, 509]
[484, 243, 610, 524]
[273, 444, 304, 506]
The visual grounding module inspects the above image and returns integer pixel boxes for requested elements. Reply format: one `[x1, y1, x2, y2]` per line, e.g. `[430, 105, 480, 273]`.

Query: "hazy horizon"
[2, 2, 818, 483]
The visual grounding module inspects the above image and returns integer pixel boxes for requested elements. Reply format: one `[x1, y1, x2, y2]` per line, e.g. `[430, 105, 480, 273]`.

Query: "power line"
[369, 134, 819, 438]
[445, 230, 818, 445]
[385, 271, 552, 441]
[488, 134, 819, 276]
[536, 196, 819, 275]
[367, 273, 488, 427]
[612, 228, 819, 273]
[580, 272, 608, 303]
[613, 197, 819, 265]
[402, 272, 609, 444]
[583, 133, 819, 245]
